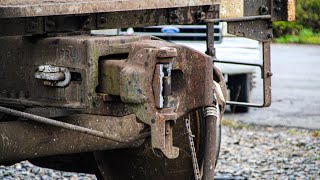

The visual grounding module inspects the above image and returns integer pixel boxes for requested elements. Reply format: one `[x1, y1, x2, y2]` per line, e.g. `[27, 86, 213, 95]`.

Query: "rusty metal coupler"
[99, 39, 218, 158]
[0, 36, 222, 159]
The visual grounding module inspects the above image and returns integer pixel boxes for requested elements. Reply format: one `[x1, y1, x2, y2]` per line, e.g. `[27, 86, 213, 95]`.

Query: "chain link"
[185, 115, 201, 180]
[186, 81, 224, 180]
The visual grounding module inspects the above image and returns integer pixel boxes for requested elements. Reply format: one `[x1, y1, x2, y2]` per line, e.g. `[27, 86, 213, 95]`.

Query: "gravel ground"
[1, 124, 319, 179]
[0, 162, 96, 180]
[216, 125, 320, 179]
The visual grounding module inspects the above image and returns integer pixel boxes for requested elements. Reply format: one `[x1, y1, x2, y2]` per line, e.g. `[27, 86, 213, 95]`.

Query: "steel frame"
[206, 16, 273, 108]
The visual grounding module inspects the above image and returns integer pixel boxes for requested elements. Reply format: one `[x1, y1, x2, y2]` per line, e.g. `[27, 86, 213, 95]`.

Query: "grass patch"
[288, 128, 304, 136]
[222, 119, 251, 129]
[311, 130, 320, 138]
[288, 129, 297, 134]
[274, 29, 320, 44]
[289, 129, 320, 137]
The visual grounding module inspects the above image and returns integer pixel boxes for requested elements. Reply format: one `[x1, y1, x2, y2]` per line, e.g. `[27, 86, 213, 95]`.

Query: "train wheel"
[93, 110, 210, 180]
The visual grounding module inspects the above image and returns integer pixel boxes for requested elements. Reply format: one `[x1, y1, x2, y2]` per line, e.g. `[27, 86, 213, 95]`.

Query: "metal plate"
[0, 0, 219, 18]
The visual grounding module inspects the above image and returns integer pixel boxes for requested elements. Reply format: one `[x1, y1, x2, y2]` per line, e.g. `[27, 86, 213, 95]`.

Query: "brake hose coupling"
[204, 106, 218, 118]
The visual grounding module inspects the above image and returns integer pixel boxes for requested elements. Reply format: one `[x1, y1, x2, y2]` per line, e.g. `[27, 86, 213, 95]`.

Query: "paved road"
[224, 44, 320, 129]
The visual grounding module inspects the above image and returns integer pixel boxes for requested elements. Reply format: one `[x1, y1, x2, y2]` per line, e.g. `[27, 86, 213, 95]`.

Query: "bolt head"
[99, 17, 106, 24]
[156, 47, 178, 58]
[259, 6, 269, 15]
[267, 72, 273, 77]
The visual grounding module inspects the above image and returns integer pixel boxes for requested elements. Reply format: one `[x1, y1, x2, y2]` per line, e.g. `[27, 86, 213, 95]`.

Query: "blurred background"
[224, 0, 320, 128]
[219, 0, 320, 178]
[273, 0, 320, 44]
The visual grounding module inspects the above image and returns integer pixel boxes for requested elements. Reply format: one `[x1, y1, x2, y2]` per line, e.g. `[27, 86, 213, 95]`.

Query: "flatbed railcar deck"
[0, 0, 219, 18]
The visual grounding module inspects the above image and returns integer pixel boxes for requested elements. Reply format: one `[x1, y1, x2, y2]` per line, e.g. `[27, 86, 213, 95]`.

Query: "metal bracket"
[228, 19, 273, 42]
[206, 17, 272, 108]
[213, 42, 271, 108]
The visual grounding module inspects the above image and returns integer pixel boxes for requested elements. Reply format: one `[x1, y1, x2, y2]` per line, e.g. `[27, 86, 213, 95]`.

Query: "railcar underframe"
[0, 0, 295, 179]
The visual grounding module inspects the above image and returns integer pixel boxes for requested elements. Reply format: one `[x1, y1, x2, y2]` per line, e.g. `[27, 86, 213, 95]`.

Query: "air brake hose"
[203, 100, 221, 180]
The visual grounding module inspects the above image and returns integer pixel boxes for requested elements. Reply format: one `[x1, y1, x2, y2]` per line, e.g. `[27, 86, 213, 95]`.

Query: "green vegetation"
[288, 128, 297, 134]
[222, 119, 251, 129]
[273, 0, 320, 44]
[288, 128, 304, 136]
[288, 129, 320, 137]
[288, 128, 320, 138]
[275, 29, 320, 44]
[296, 0, 320, 32]
[311, 130, 320, 138]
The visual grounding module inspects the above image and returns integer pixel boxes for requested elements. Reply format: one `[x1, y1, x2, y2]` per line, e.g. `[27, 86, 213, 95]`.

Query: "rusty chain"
[185, 114, 202, 180]
[186, 86, 223, 180]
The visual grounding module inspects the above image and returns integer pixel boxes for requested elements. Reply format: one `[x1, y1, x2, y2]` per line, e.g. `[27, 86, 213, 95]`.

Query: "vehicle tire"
[228, 74, 251, 113]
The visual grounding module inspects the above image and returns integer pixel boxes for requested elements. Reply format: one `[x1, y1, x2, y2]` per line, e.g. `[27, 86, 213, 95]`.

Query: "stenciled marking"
[55, 46, 77, 63]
